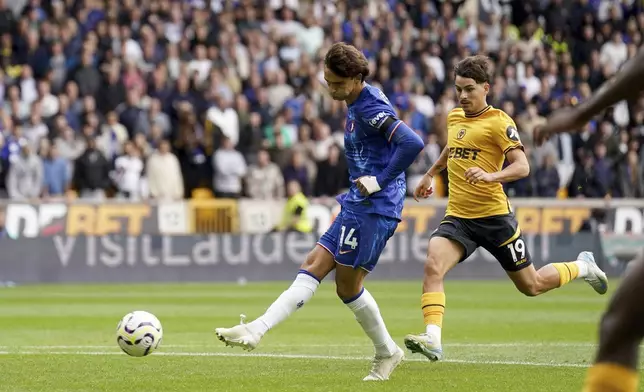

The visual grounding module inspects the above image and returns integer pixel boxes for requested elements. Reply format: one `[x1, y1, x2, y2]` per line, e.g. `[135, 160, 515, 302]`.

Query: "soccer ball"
[116, 311, 163, 357]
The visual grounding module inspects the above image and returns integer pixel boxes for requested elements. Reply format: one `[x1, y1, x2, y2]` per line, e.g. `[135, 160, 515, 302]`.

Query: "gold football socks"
[552, 262, 580, 287]
[582, 363, 639, 392]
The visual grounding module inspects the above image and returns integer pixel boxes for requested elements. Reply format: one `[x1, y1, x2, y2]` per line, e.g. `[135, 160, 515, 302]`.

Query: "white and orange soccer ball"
[116, 311, 163, 357]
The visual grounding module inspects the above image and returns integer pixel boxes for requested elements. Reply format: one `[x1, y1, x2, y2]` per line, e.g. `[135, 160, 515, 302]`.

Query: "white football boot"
[577, 251, 609, 295]
[215, 314, 262, 351]
[403, 333, 444, 362]
[363, 346, 405, 381]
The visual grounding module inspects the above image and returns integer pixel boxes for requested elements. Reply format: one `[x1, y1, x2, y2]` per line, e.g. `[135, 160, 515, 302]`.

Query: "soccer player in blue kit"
[215, 42, 425, 381]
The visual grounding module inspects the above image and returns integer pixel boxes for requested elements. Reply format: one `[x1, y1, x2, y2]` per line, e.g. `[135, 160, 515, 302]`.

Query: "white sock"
[425, 324, 442, 346]
[344, 288, 398, 357]
[247, 271, 320, 336]
[574, 260, 589, 278]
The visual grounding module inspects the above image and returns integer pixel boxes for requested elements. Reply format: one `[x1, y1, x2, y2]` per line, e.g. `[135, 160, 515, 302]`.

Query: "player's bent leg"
[582, 256, 644, 392]
[486, 219, 607, 296]
[404, 236, 465, 362]
[301, 243, 338, 279]
[335, 264, 404, 381]
[506, 264, 559, 297]
[215, 245, 335, 351]
[507, 251, 608, 297]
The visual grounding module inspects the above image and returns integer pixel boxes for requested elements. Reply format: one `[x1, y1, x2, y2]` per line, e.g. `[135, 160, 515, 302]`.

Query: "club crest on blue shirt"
[346, 120, 355, 133]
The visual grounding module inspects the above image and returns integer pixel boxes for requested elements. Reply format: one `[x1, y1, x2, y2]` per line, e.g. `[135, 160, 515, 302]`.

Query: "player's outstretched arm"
[491, 148, 529, 183]
[426, 146, 448, 178]
[357, 97, 425, 195]
[542, 47, 644, 134]
[354, 118, 424, 195]
[374, 120, 425, 188]
[464, 148, 529, 184]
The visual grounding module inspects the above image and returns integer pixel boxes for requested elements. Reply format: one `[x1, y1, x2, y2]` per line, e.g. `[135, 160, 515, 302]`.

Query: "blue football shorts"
[317, 208, 399, 272]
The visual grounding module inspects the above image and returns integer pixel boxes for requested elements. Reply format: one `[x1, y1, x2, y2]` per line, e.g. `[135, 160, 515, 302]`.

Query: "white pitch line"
[446, 342, 599, 348]
[3, 342, 601, 350]
[0, 350, 592, 368]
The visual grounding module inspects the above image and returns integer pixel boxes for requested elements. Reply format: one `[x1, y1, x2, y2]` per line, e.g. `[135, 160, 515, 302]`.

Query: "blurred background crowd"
[0, 0, 642, 203]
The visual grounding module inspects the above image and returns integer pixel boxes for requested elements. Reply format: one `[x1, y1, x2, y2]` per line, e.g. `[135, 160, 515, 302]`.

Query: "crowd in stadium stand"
[0, 0, 642, 202]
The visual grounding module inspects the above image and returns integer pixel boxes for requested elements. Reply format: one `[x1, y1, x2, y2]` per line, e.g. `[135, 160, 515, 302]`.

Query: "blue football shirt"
[337, 84, 407, 221]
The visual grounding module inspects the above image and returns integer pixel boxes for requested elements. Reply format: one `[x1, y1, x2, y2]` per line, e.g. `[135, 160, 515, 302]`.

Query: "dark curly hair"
[324, 42, 370, 82]
[454, 55, 491, 84]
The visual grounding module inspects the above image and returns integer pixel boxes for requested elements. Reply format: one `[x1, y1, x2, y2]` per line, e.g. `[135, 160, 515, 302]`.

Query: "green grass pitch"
[0, 279, 641, 391]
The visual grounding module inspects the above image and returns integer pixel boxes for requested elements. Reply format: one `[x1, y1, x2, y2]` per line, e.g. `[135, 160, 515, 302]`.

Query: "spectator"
[145, 98, 171, 138]
[592, 142, 614, 195]
[54, 124, 85, 163]
[147, 139, 184, 201]
[0, 0, 640, 202]
[147, 124, 166, 150]
[517, 104, 546, 148]
[97, 111, 129, 162]
[245, 149, 285, 200]
[97, 63, 127, 115]
[116, 89, 146, 139]
[591, 121, 621, 161]
[314, 144, 349, 197]
[600, 32, 628, 72]
[283, 150, 310, 196]
[49, 41, 67, 94]
[535, 152, 561, 197]
[4, 85, 28, 120]
[276, 180, 312, 233]
[187, 44, 212, 86]
[112, 140, 145, 200]
[532, 126, 559, 168]
[205, 95, 240, 147]
[212, 136, 247, 199]
[37, 79, 59, 119]
[42, 144, 69, 198]
[238, 111, 264, 161]
[72, 49, 101, 97]
[7, 141, 42, 200]
[57, 94, 80, 133]
[22, 109, 47, 152]
[311, 122, 335, 162]
[64, 82, 83, 119]
[569, 150, 608, 198]
[0, 0, 15, 37]
[175, 103, 209, 198]
[19, 66, 38, 106]
[72, 136, 111, 201]
[616, 150, 644, 198]
[2, 120, 24, 164]
[133, 133, 153, 158]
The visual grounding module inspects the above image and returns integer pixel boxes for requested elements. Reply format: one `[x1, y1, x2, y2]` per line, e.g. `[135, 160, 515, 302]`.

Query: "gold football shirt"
[444, 106, 524, 219]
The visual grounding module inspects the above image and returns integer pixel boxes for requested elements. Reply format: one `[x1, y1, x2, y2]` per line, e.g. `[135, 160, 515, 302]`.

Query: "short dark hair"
[454, 55, 491, 84]
[324, 42, 370, 82]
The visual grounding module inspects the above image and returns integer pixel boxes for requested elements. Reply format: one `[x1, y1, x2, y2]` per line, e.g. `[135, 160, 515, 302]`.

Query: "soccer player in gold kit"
[540, 47, 644, 392]
[403, 55, 609, 362]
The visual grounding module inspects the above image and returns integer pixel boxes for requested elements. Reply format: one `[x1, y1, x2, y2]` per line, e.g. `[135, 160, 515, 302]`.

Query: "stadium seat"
[192, 188, 214, 199]
[557, 188, 568, 199]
